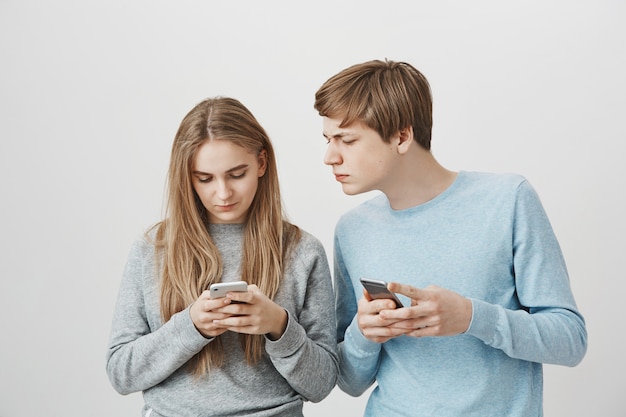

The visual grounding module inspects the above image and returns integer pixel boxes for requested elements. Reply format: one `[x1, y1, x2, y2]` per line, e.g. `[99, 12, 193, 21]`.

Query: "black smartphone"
[359, 277, 403, 308]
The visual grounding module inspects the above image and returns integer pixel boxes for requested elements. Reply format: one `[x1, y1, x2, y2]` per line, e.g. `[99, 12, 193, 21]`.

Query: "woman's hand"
[190, 290, 238, 338]
[211, 284, 288, 341]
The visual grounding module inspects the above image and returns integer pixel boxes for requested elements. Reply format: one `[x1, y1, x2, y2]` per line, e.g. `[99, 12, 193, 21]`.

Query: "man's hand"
[356, 289, 409, 343]
[381, 282, 472, 338]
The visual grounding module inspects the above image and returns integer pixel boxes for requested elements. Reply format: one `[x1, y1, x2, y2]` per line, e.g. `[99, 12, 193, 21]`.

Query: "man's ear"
[257, 149, 268, 177]
[396, 126, 414, 154]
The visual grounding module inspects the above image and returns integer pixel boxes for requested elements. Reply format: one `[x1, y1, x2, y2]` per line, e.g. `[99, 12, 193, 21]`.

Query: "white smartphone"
[360, 277, 403, 308]
[209, 281, 248, 299]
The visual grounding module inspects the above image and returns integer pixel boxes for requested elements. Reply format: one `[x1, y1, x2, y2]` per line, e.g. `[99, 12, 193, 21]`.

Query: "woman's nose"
[216, 180, 232, 201]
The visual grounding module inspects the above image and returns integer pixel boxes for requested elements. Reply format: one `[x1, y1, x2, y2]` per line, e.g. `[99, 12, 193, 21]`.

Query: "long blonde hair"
[152, 97, 299, 375]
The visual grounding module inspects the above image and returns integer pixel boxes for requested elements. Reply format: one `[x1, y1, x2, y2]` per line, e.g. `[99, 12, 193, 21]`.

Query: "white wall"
[1, 1, 624, 416]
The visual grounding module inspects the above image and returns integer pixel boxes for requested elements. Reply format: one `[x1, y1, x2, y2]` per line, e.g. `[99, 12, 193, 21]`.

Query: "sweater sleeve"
[264, 235, 339, 403]
[334, 234, 382, 396]
[465, 180, 588, 366]
[105, 237, 211, 395]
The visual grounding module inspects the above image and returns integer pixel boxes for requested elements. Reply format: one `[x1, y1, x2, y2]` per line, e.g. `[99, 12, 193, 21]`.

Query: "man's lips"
[334, 173, 348, 182]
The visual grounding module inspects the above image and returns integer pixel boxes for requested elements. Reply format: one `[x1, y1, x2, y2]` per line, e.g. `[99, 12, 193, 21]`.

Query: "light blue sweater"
[333, 171, 587, 417]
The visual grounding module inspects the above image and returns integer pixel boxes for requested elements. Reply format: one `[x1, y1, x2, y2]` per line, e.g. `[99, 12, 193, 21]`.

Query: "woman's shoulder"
[286, 224, 327, 259]
[296, 227, 324, 248]
[283, 225, 331, 281]
[127, 223, 161, 258]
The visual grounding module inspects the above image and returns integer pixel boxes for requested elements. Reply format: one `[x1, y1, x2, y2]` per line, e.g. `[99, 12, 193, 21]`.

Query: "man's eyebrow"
[192, 164, 249, 175]
[323, 131, 352, 140]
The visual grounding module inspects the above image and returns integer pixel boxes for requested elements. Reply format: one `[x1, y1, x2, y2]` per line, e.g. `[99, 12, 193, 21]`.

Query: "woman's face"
[191, 140, 267, 224]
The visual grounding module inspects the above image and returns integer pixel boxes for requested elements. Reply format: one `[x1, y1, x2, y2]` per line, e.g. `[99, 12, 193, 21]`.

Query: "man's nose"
[324, 141, 342, 166]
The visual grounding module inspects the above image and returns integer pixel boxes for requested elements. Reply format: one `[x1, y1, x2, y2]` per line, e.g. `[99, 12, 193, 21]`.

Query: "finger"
[359, 296, 397, 314]
[361, 289, 398, 310]
[379, 305, 415, 320]
[359, 309, 405, 330]
[202, 297, 231, 311]
[214, 315, 247, 327]
[387, 282, 424, 300]
[192, 297, 228, 317]
[214, 302, 249, 316]
[227, 291, 252, 304]
[406, 325, 438, 338]
[228, 284, 265, 304]
[215, 315, 260, 333]
[361, 323, 407, 342]
[195, 310, 233, 326]
[388, 318, 431, 331]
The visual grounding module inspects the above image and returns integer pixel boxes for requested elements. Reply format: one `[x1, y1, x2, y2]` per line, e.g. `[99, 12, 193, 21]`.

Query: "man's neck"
[383, 150, 457, 210]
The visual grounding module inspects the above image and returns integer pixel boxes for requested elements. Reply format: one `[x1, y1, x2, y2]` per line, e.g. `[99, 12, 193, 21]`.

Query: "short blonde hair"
[314, 59, 433, 150]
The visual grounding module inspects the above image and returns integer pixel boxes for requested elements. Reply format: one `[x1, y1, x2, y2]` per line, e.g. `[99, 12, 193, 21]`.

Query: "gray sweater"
[106, 223, 338, 416]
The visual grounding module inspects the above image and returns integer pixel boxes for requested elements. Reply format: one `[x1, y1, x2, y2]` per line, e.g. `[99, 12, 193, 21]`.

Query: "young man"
[314, 59, 587, 417]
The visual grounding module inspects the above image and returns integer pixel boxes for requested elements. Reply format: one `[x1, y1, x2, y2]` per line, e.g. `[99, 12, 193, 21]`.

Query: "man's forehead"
[322, 117, 361, 138]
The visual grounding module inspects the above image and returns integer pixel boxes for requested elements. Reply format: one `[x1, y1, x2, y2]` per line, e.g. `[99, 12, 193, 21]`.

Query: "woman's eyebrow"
[192, 164, 249, 176]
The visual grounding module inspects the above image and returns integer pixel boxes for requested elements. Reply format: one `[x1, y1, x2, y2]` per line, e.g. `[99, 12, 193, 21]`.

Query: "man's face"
[322, 116, 398, 195]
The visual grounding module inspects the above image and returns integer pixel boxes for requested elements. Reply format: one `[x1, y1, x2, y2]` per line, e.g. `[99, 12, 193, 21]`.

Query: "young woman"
[106, 97, 338, 417]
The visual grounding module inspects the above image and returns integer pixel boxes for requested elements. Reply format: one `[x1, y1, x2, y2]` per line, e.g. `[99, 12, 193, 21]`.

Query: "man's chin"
[341, 184, 365, 196]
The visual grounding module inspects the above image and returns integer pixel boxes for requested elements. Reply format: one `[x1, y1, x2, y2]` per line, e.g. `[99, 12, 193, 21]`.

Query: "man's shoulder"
[458, 171, 528, 196]
[461, 170, 526, 186]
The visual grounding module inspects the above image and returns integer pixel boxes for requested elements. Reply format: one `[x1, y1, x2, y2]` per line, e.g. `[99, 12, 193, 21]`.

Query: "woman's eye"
[197, 177, 212, 183]
[230, 171, 246, 179]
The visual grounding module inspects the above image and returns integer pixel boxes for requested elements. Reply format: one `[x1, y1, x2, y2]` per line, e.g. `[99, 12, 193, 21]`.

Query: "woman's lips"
[215, 203, 237, 211]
